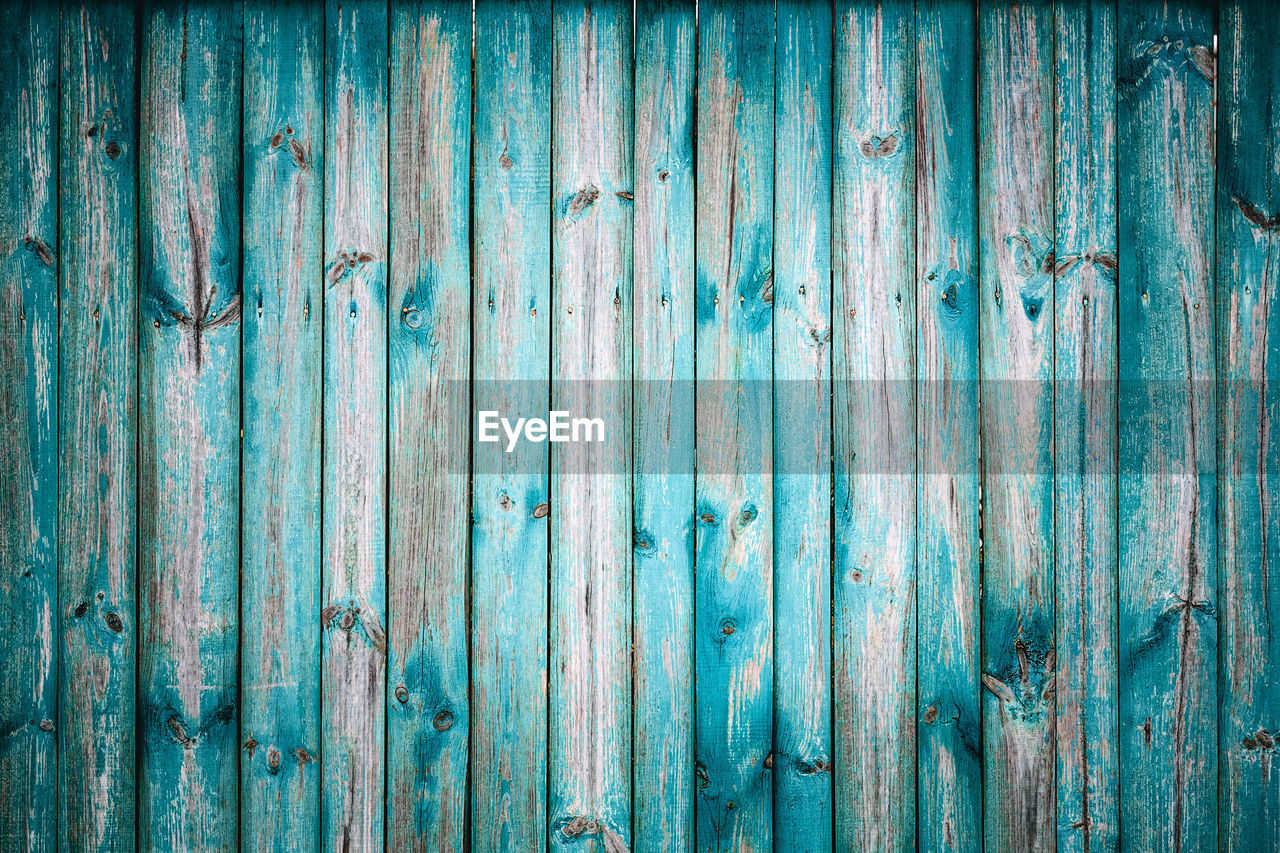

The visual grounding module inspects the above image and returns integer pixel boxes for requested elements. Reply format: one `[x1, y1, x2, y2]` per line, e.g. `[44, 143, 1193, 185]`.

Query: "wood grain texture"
[694, 3, 773, 851]
[1218, 1, 1280, 848]
[632, 3, 696, 851]
[387, 3, 472, 852]
[1117, 3, 1218, 851]
[11, 2, 1280, 847]
[550, 3, 633, 851]
[773, 1, 833, 850]
[138, 4, 242, 850]
[978, 1, 1056, 849]
[470, 2, 551, 851]
[915, 2, 982, 850]
[58, 4, 137, 851]
[321, 2, 389, 850]
[241, 3, 323, 850]
[832, 3, 914, 850]
[0, 4, 58, 851]
[1053, 2, 1119, 851]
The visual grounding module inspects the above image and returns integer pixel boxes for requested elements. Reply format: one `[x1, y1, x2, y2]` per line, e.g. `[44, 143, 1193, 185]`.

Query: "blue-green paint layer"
[1218, 1, 1280, 849]
[0, 4, 58, 851]
[550, 2, 634, 851]
[387, 2, 472, 850]
[138, 4, 243, 850]
[470, 2, 552, 851]
[833, 2, 915, 849]
[916, 2, 982, 851]
[321, 2, 390, 850]
[241, 2, 323, 850]
[978, 1, 1056, 849]
[1118, 2, 1218, 851]
[59, 3, 138, 851]
[632, 3, 696, 851]
[1053, 2, 1119, 851]
[694, 2, 775, 851]
[775, 0, 833, 849]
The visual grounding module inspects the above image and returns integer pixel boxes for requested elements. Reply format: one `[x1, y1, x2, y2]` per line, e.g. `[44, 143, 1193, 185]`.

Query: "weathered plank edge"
[387, 2, 473, 850]
[58, 3, 139, 851]
[241, 2, 324, 849]
[632, 2, 697, 851]
[0, 4, 59, 850]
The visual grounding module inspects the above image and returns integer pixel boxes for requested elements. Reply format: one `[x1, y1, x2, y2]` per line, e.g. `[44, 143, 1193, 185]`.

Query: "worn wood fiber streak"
[1118, 2, 1218, 851]
[632, 3, 696, 851]
[832, 3, 915, 850]
[550, 3, 633, 852]
[1218, 1, 1280, 848]
[241, 3, 323, 850]
[58, 4, 137, 851]
[0, 4, 58, 851]
[915, 1, 982, 850]
[470, 2, 551, 851]
[387, 3, 472, 852]
[321, 2, 389, 850]
[773, 2, 832, 851]
[1053, 2, 1119, 851]
[694, 3, 774, 851]
[138, 4, 243, 850]
[978, 1, 1056, 850]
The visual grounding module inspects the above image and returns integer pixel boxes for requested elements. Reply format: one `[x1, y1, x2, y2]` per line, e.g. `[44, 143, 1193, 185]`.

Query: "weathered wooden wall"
[3, 2, 1280, 852]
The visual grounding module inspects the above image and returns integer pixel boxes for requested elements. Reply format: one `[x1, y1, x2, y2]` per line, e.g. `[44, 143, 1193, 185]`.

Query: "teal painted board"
[1218, 1, 1280, 848]
[242, 2, 323, 850]
[138, 3, 243, 850]
[322, 2, 389, 850]
[387, 3, 472, 851]
[978, 1, 1056, 850]
[470, 2, 552, 851]
[1053, 2, 1119, 851]
[1117, 2, 1218, 851]
[0, 4, 57, 851]
[58, 4, 138, 851]
[915, 2, 982, 851]
[832, 2, 915, 850]
[632, 2, 696, 851]
[774, 1, 832, 850]
[694, 3, 774, 851]
[550, 2, 633, 851]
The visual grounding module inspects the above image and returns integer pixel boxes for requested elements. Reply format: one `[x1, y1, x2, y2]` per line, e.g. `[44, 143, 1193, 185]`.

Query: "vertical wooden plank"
[916, 2, 982, 850]
[1117, 2, 1218, 851]
[1218, 1, 1280, 847]
[321, 1, 388, 850]
[387, 2, 471, 851]
[549, 2, 633, 851]
[241, 2, 323, 849]
[138, 3, 242, 849]
[1053, 2, 1119, 851]
[978, 1, 1056, 849]
[632, 2, 696, 851]
[58, 4, 137, 851]
[0, 4, 57, 850]
[831, 2, 914, 850]
[694, 3, 773, 850]
[774, 1, 833, 849]
[470, 1, 551, 851]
